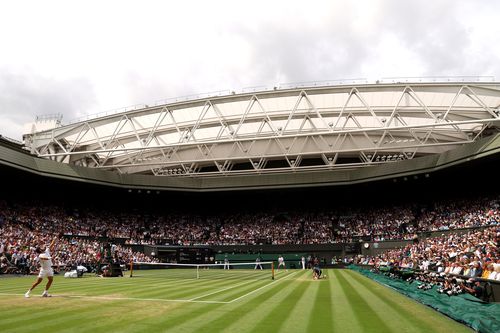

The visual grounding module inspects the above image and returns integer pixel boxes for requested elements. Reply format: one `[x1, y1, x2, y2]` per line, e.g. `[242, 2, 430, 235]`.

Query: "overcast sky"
[1, 0, 499, 140]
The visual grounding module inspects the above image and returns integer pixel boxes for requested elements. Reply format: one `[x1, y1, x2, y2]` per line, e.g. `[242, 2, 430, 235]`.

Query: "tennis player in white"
[25, 237, 56, 298]
[277, 255, 286, 270]
[255, 256, 263, 270]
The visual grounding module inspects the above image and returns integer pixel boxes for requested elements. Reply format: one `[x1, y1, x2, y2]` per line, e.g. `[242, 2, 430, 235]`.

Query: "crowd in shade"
[0, 195, 499, 275]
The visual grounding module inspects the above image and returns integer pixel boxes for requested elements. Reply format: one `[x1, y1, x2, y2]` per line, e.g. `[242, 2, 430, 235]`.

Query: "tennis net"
[130, 261, 275, 280]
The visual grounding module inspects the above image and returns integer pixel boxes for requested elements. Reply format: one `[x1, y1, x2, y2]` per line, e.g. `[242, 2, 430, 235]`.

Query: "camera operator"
[461, 278, 484, 299]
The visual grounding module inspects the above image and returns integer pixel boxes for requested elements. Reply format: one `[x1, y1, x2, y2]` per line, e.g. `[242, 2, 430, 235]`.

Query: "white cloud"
[0, 0, 499, 140]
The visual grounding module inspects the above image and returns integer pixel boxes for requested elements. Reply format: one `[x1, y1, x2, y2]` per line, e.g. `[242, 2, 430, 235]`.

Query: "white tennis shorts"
[38, 269, 54, 278]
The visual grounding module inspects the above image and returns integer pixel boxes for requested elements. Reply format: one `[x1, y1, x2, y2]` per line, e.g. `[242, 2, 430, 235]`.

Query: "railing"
[278, 78, 370, 89]
[35, 113, 63, 122]
[67, 90, 232, 125]
[378, 75, 495, 84]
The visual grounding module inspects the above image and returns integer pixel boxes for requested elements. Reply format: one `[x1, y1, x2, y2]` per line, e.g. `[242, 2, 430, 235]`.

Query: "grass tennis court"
[0, 269, 472, 333]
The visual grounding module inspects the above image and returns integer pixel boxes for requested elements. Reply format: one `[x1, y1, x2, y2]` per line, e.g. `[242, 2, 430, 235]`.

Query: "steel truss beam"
[24, 82, 500, 177]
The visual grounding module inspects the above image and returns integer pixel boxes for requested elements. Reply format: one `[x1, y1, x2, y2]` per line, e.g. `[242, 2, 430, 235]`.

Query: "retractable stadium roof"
[23, 80, 500, 179]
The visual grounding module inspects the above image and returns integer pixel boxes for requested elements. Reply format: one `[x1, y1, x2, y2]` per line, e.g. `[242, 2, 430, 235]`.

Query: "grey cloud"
[234, 1, 499, 84]
[233, 6, 385, 85]
[3, 0, 500, 143]
[0, 68, 96, 127]
[168, 13, 370, 91]
[123, 71, 201, 106]
[112, 1, 500, 105]
[371, 0, 500, 77]
[380, 0, 470, 75]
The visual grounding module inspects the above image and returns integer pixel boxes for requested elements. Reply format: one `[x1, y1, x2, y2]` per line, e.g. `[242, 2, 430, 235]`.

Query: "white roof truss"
[24, 82, 500, 177]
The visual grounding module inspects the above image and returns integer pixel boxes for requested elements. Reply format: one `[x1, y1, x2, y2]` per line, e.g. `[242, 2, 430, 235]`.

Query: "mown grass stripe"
[246, 271, 310, 333]
[124, 277, 242, 300]
[131, 268, 271, 281]
[72, 282, 148, 297]
[3, 275, 258, 301]
[346, 270, 438, 332]
[15, 305, 122, 333]
[127, 302, 223, 333]
[0, 306, 57, 326]
[0, 269, 476, 333]
[51, 302, 131, 333]
[335, 270, 394, 333]
[189, 278, 266, 301]
[275, 270, 319, 333]
[216, 272, 309, 333]
[0, 302, 42, 318]
[307, 269, 333, 332]
[0, 272, 269, 290]
[340, 270, 422, 332]
[329, 269, 364, 332]
[227, 271, 299, 303]
[52, 274, 264, 291]
[217, 283, 302, 333]
[87, 274, 270, 300]
[216, 279, 273, 302]
[0, 300, 120, 331]
[157, 274, 268, 300]
[113, 273, 275, 332]
[186, 275, 300, 332]
[56, 277, 224, 299]
[75, 299, 187, 333]
[346, 270, 473, 333]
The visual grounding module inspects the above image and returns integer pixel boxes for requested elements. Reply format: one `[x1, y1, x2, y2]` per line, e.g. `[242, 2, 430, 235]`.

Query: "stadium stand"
[1, 194, 497, 273]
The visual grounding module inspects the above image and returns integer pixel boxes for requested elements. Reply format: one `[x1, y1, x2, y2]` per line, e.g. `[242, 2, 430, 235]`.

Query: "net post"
[272, 261, 275, 280]
[129, 261, 133, 278]
[196, 265, 200, 279]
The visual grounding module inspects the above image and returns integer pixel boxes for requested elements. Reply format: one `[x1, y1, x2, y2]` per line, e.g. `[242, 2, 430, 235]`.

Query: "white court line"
[188, 278, 262, 301]
[0, 293, 229, 304]
[228, 270, 301, 303]
[0, 271, 300, 304]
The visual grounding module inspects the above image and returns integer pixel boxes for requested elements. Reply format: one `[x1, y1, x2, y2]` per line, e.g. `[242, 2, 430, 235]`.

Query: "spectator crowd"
[0, 201, 157, 275]
[355, 226, 499, 299]
[362, 227, 499, 280]
[1, 195, 499, 276]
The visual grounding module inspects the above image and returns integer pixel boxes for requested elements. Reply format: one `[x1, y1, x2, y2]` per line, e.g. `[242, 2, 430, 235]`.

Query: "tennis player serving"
[25, 236, 57, 298]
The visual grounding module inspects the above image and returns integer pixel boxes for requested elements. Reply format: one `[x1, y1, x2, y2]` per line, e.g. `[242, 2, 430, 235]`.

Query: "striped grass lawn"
[0, 269, 472, 333]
